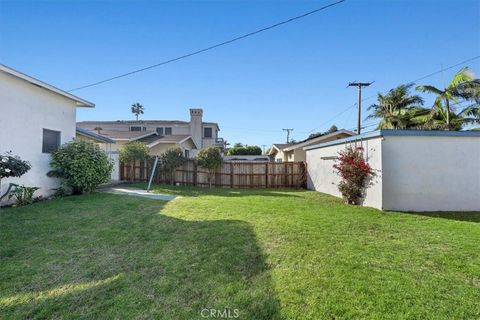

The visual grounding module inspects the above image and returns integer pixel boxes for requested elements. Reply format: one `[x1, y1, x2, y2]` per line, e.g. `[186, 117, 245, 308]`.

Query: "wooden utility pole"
[282, 128, 294, 143]
[348, 82, 373, 134]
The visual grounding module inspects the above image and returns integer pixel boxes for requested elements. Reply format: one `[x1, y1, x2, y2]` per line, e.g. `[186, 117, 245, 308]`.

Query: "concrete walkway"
[101, 187, 177, 201]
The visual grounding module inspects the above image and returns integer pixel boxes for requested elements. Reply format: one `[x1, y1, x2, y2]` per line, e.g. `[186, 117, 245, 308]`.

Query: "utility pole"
[348, 82, 373, 134]
[261, 145, 267, 154]
[282, 129, 294, 143]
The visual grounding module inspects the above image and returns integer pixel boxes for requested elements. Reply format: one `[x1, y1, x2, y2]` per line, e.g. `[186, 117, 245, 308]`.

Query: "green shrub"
[195, 146, 223, 188]
[227, 145, 262, 156]
[333, 147, 375, 205]
[49, 140, 113, 194]
[159, 148, 186, 185]
[119, 141, 149, 182]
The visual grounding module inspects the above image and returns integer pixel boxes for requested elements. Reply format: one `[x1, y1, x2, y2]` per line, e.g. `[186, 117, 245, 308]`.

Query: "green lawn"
[1, 186, 479, 319]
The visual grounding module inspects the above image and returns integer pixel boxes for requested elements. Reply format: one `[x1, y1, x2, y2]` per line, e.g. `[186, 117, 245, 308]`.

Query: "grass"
[1, 185, 479, 319]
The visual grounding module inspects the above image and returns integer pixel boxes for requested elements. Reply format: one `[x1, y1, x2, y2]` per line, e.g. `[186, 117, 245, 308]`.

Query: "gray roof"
[76, 127, 115, 143]
[95, 130, 157, 140]
[283, 130, 354, 151]
[77, 119, 220, 130]
[304, 129, 480, 151]
[138, 133, 198, 147]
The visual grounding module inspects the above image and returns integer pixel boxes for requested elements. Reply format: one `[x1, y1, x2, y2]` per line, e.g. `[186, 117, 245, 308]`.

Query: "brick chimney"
[189, 108, 203, 149]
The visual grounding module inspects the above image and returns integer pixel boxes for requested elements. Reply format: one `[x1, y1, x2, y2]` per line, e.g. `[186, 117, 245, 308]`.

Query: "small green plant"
[49, 140, 113, 194]
[119, 141, 149, 182]
[333, 147, 375, 205]
[159, 148, 186, 185]
[7, 184, 39, 206]
[0, 152, 31, 202]
[195, 146, 223, 188]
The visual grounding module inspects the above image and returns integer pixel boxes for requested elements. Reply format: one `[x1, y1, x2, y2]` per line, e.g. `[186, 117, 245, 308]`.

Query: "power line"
[311, 55, 480, 133]
[69, 0, 346, 92]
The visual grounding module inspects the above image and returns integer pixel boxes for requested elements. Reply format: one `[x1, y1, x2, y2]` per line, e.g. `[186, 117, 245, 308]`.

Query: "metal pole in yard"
[147, 156, 159, 192]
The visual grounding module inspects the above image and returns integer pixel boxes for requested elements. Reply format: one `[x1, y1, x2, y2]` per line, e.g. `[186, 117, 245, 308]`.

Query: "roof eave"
[0, 64, 95, 108]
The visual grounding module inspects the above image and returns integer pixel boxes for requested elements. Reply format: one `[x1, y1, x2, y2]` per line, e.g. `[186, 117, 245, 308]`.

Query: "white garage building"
[305, 130, 480, 212]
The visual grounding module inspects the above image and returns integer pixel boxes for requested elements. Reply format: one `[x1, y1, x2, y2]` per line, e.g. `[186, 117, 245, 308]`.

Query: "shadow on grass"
[405, 211, 480, 223]
[0, 194, 280, 319]
[128, 182, 304, 198]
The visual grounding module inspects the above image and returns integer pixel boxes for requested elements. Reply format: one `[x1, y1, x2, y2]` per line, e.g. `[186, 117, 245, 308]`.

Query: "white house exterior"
[305, 130, 480, 212]
[0, 64, 95, 204]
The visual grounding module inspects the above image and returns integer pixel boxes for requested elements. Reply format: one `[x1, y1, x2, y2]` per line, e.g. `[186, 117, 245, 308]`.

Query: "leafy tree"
[416, 67, 479, 129]
[49, 140, 113, 194]
[119, 141, 149, 182]
[131, 102, 145, 121]
[195, 146, 223, 188]
[159, 148, 186, 185]
[308, 125, 339, 140]
[367, 84, 427, 129]
[227, 145, 262, 156]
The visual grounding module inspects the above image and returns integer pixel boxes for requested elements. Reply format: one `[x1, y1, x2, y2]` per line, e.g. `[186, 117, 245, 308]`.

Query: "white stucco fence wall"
[306, 136, 384, 209]
[0, 70, 79, 203]
[305, 130, 480, 212]
[381, 135, 480, 211]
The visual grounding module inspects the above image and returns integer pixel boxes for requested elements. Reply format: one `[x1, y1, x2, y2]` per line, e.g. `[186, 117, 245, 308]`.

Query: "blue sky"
[1, 0, 479, 147]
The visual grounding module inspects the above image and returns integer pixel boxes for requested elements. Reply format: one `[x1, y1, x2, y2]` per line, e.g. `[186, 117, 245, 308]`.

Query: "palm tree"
[131, 103, 144, 121]
[419, 100, 480, 131]
[367, 84, 427, 129]
[416, 67, 478, 129]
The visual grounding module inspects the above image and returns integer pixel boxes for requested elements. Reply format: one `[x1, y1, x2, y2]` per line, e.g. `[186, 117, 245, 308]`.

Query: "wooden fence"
[120, 159, 307, 188]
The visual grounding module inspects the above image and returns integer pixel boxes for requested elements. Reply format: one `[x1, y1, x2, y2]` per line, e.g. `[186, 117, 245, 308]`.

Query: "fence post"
[193, 161, 198, 186]
[265, 162, 269, 188]
[230, 162, 234, 188]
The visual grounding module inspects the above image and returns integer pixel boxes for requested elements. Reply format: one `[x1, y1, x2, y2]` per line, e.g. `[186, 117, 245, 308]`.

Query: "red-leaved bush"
[333, 146, 375, 205]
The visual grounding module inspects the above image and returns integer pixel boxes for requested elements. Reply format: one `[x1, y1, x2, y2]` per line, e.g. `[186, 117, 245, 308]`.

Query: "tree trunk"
[445, 97, 450, 129]
[130, 162, 135, 183]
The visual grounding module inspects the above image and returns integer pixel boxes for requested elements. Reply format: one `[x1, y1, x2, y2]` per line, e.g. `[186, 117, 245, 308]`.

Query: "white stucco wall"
[0, 71, 78, 203]
[381, 135, 480, 212]
[306, 137, 383, 210]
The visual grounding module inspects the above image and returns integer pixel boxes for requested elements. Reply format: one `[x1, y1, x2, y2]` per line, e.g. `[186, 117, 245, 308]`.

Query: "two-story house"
[77, 108, 224, 158]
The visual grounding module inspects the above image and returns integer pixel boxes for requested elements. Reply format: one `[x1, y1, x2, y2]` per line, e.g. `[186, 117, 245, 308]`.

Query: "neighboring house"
[0, 64, 95, 203]
[305, 130, 480, 212]
[267, 143, 293, 162]
[75, 127, 119, 181]
[269, 130, 354, 162]
[77, 108, 224, 158]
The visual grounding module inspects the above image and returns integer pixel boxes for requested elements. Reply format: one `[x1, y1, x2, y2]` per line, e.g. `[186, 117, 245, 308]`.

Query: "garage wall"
[306, 137, 383, 209]
[382, 135, 480, 211]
